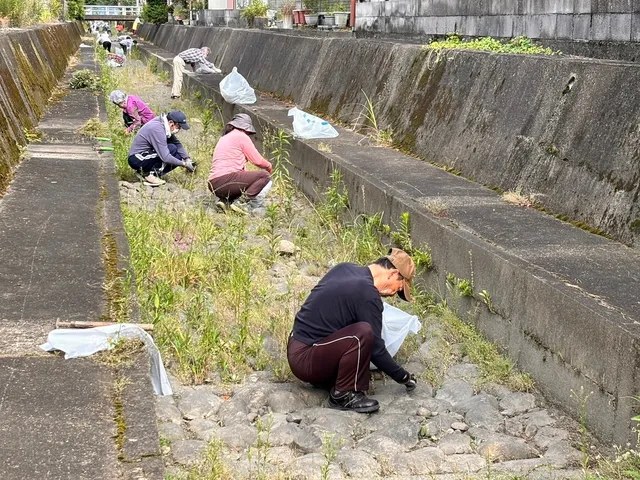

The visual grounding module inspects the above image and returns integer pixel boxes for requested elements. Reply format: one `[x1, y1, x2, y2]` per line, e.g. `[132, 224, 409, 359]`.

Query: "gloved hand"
[400, 372, 417, 392]
[184, 159, 196, 172]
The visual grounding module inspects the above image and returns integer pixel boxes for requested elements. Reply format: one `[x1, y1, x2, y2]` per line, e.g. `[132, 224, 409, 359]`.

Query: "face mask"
[170, 126, 180, 135]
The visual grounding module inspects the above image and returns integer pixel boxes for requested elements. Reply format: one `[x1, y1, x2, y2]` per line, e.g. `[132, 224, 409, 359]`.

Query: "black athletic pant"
[287, 322, 373, 393]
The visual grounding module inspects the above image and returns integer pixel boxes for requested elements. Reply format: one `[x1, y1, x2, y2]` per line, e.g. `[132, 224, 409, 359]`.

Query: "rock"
[453, 393, 499, 415]
[308, 411, 357, 440]
[292, 427, 323, 453]
[533, 426, 570, 449]
[441, 453, 487, 473]
[267, 389, 308, 413]
[499, 392, 536, 415]
[215, 424, 257, 450]
[412, 337, 442, 364]
[421, 413, 459, 438]
[287, 412, 303, 424]
[516, 410, 556, 430]
[435, 378, 474, 405]
[482, 382, 513, 400]
[277, 239, 296, 255]
[287, 453, 343, 480]
[360, 414, 421, 449]
[189, 418, 219, 441]
[417, 407, 432, 418]
[171, 440, 207, 466]
[156, 397, 183, 424]
[357, 434, 406, 457]
[451, 422, 469, 432]
[267, 446, 298, 465]
[492, 458, 548, 474]
[272, 279, 289, 295]
[157, 421, 186, 443]
[258, 412, 288, 430]
[336, 449, 380, 478]
[217, 397, 249, 426]
[464, 400, 504, 432]
[177, 388, 222, 419]
[270, 422, 302, 447]
[268, 262, 288, 278]
[438, 432, 472, 454]
[504, 416, 524, 437]
[446, 363, 480, 380]
[262, 334, 282, 360]
[543, 440, 583, 467]
[390, 447, 445, 475]
[469, 428, 539, 462]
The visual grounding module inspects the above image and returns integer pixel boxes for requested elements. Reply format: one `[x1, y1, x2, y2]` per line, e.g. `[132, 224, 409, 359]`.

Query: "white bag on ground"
[288, 107, 339, 139]
[219, 67, 256, 104]
[370, 302, 422, 369]
[40, 323, 173, 396]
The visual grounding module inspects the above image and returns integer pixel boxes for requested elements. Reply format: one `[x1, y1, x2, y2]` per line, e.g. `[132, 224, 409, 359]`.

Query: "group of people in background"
[91, 18, 139, 55]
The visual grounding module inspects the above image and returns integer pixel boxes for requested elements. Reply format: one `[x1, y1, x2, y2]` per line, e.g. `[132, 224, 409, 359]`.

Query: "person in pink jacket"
[109, 90, 156, 135]
[208, 114, 273, 214]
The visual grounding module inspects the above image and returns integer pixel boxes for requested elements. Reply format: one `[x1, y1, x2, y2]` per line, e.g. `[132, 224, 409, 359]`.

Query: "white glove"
[184, 159, 196, 172]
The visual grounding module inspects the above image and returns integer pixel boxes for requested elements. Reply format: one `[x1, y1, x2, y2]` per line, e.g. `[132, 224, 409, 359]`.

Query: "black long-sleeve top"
[292, 263, 407, 382]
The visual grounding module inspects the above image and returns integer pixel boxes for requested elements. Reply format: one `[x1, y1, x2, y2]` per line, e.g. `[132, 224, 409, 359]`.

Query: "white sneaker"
[229, 200, 249, 215]
[143, 174, 166, 187]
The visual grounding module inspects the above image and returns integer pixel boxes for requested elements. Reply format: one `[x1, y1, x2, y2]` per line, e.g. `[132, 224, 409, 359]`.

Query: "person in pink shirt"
[208, 114, 273, 214]
[109, 90, 156, 135]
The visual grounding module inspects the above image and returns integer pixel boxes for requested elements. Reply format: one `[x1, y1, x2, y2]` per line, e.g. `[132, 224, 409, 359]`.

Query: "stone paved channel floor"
[121, 180, 589, 480]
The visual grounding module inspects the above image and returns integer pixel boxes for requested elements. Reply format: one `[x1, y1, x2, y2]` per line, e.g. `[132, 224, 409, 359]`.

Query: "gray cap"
[109, 89, 126, 105]
[228, 113, 256, 134]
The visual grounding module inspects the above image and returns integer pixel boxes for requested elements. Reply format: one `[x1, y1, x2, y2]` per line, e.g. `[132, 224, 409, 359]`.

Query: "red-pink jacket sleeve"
[240, 134, 272, 170]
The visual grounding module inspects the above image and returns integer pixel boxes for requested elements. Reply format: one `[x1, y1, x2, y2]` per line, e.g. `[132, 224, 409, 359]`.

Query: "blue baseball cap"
[167, 110, 190, 130]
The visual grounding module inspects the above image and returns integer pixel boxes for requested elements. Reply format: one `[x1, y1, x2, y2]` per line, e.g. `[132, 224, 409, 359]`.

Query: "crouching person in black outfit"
[287, 248, 418, 413]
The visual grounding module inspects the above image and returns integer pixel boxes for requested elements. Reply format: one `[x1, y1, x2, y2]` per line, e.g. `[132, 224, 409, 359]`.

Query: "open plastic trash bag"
[371, 303, 422, 369]
[219, 67, 256, 104]
[41, 323, 172, 396]
[288, 107, 339, 139]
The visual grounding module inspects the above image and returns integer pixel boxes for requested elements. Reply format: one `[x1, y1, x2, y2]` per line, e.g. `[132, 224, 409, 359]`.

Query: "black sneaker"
[328, 390, 379, 413]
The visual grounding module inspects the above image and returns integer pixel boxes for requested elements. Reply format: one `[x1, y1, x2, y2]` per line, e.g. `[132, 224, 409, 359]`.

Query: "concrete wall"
[0, 22, 83, 193]
[356, 0, 640, 44]
[138, 24, 640, 247]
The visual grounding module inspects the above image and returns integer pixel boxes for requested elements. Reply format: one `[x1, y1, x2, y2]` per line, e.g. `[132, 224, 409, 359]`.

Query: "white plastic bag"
[381, 302, 422, 357]
[219, 67, 257, 104]
[288, 107, 339, 139]
[196, 65, 218, 74]
[40, 323, 173, 396]
[370, 302, 422, 370]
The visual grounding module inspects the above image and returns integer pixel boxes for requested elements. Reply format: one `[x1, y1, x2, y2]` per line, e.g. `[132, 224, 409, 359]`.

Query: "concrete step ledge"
[137, 42, 639, 445]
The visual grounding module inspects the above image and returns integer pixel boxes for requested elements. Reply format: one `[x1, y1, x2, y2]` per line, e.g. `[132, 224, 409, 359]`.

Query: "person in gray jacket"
[128, 110, 196, 186]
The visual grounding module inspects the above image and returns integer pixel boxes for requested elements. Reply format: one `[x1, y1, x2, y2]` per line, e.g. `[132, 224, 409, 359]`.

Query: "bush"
[69, 69, 99, 91]
[240, 0, 267, 23]
[67, 0, 84, 20]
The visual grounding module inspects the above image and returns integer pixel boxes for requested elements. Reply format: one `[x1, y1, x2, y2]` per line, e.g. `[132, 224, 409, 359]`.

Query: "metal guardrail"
[84, 5, 141, 17]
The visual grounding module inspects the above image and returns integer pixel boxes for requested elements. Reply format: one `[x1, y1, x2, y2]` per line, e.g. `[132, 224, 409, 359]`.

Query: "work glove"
[400, 372, 417, 392]
[184, 159, 196, 172]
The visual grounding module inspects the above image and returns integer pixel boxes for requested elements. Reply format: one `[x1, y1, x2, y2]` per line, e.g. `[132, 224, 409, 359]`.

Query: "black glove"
[400, 372, 417, 392]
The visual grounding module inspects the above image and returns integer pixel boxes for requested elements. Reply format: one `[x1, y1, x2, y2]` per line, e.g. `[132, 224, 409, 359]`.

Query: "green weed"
[425, 34, 558, 55]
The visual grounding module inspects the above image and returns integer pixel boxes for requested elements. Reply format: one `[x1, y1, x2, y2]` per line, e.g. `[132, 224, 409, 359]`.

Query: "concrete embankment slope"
[140, 24, 640, 248]
[0, 22, 83, 193]
[137, 25, 640, 445]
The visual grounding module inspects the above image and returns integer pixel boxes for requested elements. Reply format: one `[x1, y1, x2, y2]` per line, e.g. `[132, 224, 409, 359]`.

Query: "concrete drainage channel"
[0, 39, 163, 479]
[134, 33, 640, 449]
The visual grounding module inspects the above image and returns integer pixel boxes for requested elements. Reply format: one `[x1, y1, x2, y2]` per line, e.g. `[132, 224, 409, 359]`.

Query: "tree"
[142, 0, 167, 24]
[67, 0, 85, 20]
